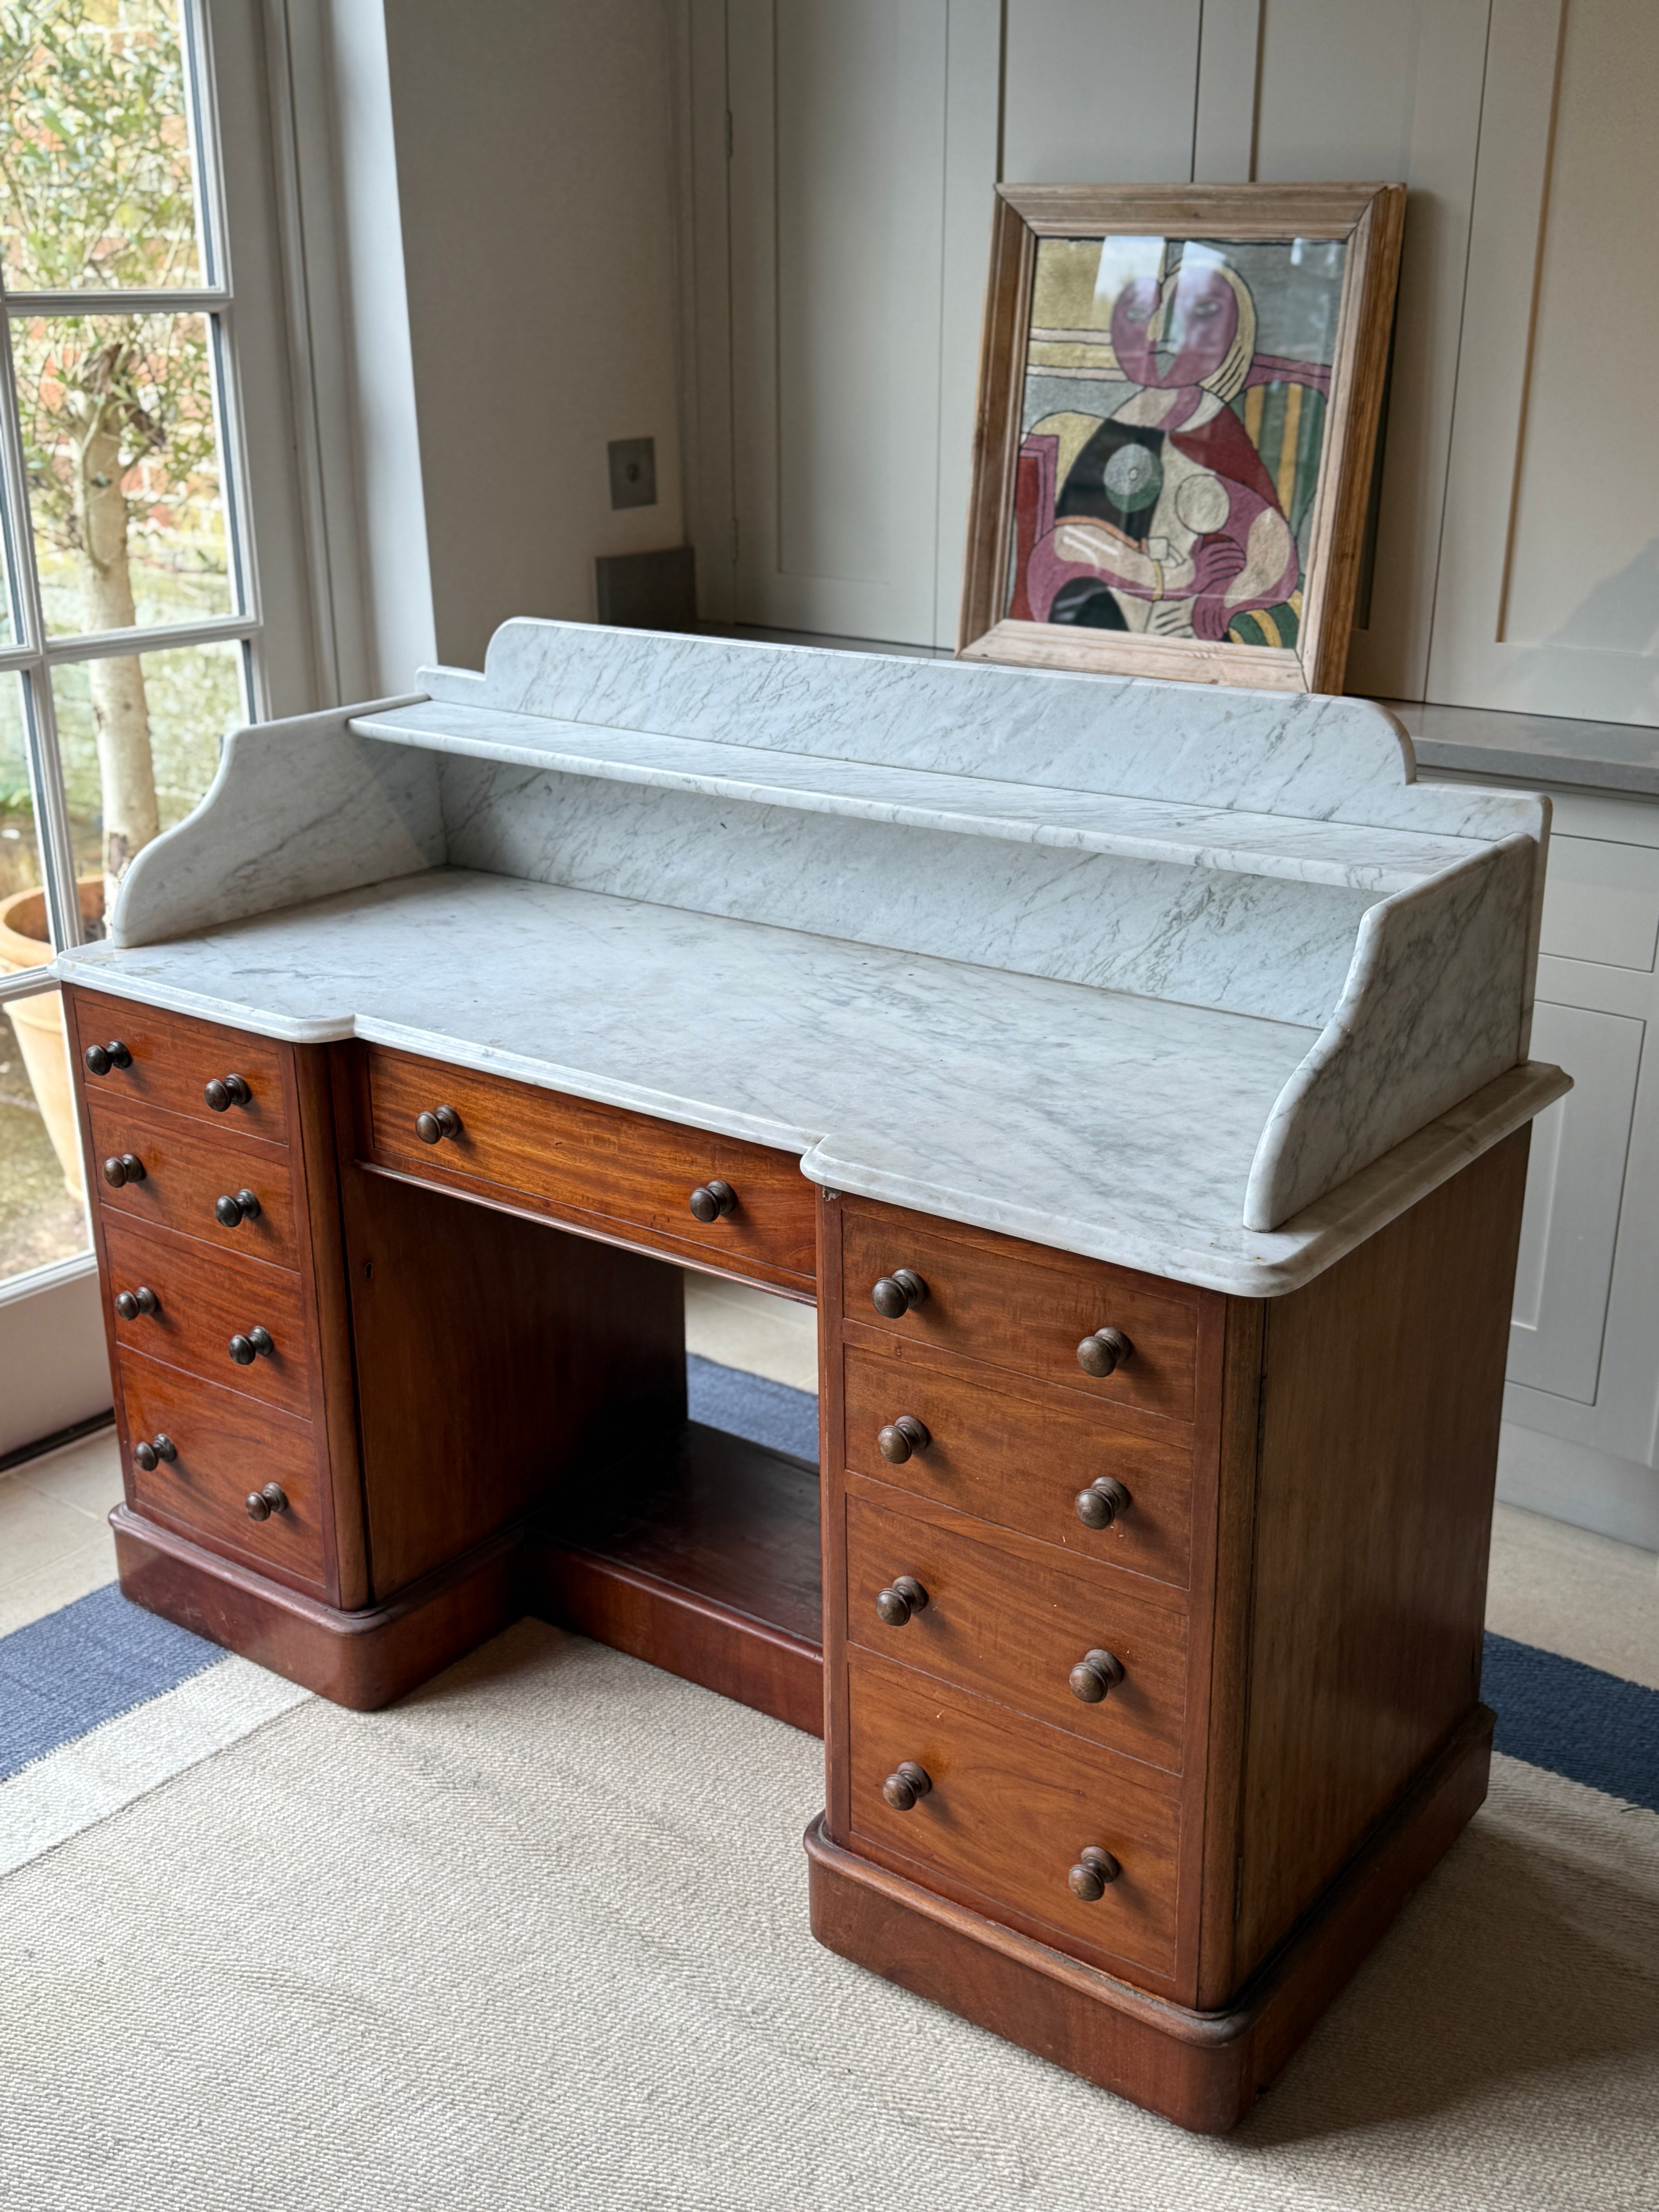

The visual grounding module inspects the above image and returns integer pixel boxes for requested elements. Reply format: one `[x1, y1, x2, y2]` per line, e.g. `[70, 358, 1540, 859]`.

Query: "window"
[0, 0, 268, 1287]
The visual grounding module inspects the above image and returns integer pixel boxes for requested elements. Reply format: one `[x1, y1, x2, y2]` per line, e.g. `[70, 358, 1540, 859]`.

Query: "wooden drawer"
[839, 1200, 1199, 1422]
[842, 1338, 1194, 1589]
[69, 987, 290, 1142]
[845, 1484, 1188, 1772]
[359, 1045, 816, 1286]
[117, 1348, 326, 1592]
[102, 1215, 313, 1417]
[846, 1650, 1181, 1980]
[87, 1098, 298, 1269]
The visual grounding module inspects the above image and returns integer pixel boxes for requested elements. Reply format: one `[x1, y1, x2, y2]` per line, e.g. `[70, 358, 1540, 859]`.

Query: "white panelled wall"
[671, 0, 1659, 1547]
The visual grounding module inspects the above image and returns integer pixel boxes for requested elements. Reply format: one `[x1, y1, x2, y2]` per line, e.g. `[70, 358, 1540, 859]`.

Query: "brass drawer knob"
[246, 1482, 289, 1521]
[1068, 1846, 1121, 1901]
[1069, 1649, 1125, 1704]
[132, 1435, 177, 1472]
[877, 1414, 930, 1464]
[1077, 1326, 1133, 1377]
[204, 1073, 252, 1111]
[871, 1268, 927, 1319]
[213, 1188, 262, 1228]
[882, 1761, 932, 1812]
[688, 1179, 737, 1223]
[228, 1326, 275, 1365]
[102, 1152, 146, 1188]
[113, 1286, 160, 1320]
[84, 1041, 132, 1075]
[874, 1575, 928, 1627]
[1075, 1475, 1131, 1530]
[415, 1104, 463, 1144]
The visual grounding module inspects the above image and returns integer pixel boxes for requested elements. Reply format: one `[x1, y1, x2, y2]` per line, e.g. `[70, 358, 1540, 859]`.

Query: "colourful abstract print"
[1008, 235, 1345, 649]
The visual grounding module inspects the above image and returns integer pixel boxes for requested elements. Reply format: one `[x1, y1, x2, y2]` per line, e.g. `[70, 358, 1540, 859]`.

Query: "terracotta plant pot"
[0, 877, 103, 1202]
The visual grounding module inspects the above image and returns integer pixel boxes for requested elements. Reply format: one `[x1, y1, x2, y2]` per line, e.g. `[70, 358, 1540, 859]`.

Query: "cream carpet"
[2, 1620, 1656, 2211]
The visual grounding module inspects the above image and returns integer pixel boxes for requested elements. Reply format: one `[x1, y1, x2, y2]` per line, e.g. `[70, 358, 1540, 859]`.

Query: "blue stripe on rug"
[1482, 1631, 1659, 1814]
[0, 1582, 225, 1783]
[686, 1353, 819, 1462]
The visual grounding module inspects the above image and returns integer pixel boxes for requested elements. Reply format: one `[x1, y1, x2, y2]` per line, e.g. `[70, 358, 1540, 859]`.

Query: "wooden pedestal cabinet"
[67, 982, 1529, 2132]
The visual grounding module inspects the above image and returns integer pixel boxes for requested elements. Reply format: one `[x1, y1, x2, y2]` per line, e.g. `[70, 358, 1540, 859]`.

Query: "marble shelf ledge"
[56, 866, 1568, 1298]
[349, 698, 1486, 896]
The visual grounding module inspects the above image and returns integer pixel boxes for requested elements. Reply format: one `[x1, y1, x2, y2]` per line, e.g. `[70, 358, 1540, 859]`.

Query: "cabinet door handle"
[132, 1435, 177, 1472]
[228, 1326, 275, 1365]
[102, 1152, 146, 1188]
[1075, 1475, 1131, 1530]
[204, 1073, 252, 1111]
[113, 1286, 160, 1320]
[213, 1189, 262, 1227]
[1077, 1326, 1132, 1377]
[881, 1761, 932, 1812]
[688, 1179, 736, 1222]
[415, 1104, 463, 1144]
[84, 1041, 132, 1075]
[1068, 1846, 1121, 1901]
[874, 1575, 928, 1627]
[1068, 1649, 1125, 1704]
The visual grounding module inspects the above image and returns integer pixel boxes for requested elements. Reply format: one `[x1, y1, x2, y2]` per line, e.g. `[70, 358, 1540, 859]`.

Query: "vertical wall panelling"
[1427, 0, 1659, 724]
[675, 0, 738, 625]
[1191, 0, 1262, 184]
[1000, 2, 1201, 184]
[726, 0, 1000, 645]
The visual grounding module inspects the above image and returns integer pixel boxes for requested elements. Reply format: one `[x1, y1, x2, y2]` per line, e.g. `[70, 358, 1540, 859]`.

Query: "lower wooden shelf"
[524, 1418, 825, 1735]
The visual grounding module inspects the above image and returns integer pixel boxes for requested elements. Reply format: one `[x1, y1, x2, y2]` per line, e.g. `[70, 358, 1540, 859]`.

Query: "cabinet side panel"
[1234, 1128, 1529, 1981]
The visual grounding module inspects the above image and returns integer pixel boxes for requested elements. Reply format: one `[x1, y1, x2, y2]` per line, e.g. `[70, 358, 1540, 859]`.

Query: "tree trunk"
[75, 404, 158, 905]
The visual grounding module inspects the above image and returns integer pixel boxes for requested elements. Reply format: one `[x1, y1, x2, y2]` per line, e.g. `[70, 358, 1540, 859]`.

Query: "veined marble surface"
[429, 620, 1544, 844]
[58, 867, 1567, 1297]
[354, 697, 1486, 895]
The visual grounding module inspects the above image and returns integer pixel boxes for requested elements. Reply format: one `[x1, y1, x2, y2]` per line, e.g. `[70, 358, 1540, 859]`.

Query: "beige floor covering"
[2, 1618, 1656, 2212]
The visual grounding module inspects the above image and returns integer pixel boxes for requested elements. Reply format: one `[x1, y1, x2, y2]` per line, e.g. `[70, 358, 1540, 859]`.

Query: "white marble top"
[352, 699, 1484, 894]
[58, 865, 1566, 1298]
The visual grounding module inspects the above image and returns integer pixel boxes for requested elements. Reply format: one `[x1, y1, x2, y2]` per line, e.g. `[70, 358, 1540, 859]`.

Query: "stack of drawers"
[68, 988, 350, 1606]
[822, 1192, 1218, 1999]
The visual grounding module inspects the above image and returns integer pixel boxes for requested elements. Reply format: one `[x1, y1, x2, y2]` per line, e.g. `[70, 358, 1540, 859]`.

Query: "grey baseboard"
[1496, 1422, 1659, 1553]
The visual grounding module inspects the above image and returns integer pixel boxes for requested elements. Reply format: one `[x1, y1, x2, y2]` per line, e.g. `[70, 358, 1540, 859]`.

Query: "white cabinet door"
[1508, 1000, 1645, 1402]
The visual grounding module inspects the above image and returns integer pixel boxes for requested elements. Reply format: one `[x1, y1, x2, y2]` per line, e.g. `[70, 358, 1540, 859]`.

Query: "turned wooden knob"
[113, 1286, 159, 1320]
[415, 1104, 463, 1144]
[132, 1435, 176, 1472]
[877, 1414, 930, 1464]
[874, 1575, 928, 1626]
[882, 1761, 932, 1811]
[204, 1073, 252, 1111]
[83, 1040, 132, 1075]
[688, 1180, 736, 1222]
[1068, 1648, 1125, 1704]
[214, 1188, 262, 1228]
[1068, 1846, 1121, 1901]
[246, 1482, 288, 1521]
[1075, 1475, 1131, 1530]
[101, 1152, 145, 1188]
[228, 1325, 275, 1365]
[871, 1268, 927, 1319]
[1077, 1326, 1133, 1377]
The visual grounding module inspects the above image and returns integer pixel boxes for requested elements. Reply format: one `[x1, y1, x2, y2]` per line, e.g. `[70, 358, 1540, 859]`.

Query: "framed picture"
[959, 183, 1406, 693]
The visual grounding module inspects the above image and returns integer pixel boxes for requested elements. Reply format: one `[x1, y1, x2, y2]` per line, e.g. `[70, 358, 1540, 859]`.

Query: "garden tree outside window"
[0, 0, 264, 1289]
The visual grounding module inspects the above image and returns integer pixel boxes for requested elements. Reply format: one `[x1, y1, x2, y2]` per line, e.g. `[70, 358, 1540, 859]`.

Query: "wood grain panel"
[67, 986, 292, 1142]
[845, 1482, 1187, 1770]
[847, 1649, 1182, 1982]
[842, 1335, 1194, 1587]
[839, 1198, 1200, 1420]
[101, 1214, 312, 1416]
[1232, 1128, 1530, 1979]
[360, 1044, 816, 1288]
[87, 1097, 299, 1268]
[117, 1348, 326, 1592]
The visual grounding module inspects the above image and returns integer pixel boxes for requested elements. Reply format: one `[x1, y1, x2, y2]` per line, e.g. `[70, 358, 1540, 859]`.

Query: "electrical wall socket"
[607, 437, 657, 510]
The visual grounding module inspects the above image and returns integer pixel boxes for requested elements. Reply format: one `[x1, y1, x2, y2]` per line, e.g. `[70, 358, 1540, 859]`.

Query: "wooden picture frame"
[958, 183, 1406, 693]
